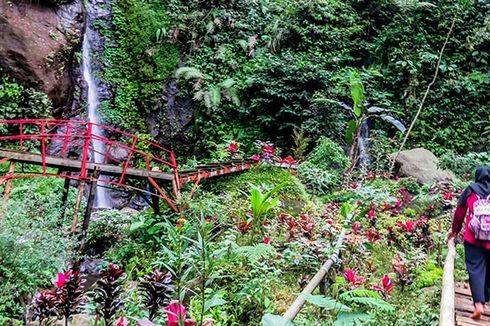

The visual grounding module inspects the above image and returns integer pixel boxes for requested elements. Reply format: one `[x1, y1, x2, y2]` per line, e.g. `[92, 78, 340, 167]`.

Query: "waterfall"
[81, 11, 112, 209]
[358, 118, 371, 172]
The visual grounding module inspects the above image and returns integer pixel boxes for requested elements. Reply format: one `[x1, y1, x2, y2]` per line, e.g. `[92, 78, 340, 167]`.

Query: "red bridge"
[0, 119, 257, 220]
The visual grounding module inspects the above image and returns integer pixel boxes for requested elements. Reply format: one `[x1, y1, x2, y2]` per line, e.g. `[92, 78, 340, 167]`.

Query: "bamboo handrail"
[439, 238, 456, 326]
[282, 217, 350, 321]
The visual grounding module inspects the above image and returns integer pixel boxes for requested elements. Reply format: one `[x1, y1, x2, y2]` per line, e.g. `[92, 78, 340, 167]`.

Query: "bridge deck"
[455, 284, 490, 325]
[0, 149, 174, 181]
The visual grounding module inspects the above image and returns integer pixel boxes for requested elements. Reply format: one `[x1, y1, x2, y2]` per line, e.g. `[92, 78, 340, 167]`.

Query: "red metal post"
[118, 136, 137, 185]
[19, 123, 23, 151]
[40, 121, 46, 174]
[80, 123, 92, 179]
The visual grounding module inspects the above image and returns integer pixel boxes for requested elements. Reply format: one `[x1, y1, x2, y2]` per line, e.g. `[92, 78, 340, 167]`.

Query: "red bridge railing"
[0, 119, 178, 183]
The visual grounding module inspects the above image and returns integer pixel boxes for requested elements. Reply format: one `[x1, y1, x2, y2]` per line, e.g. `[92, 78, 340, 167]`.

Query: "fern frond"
[339, 289, 382, 300]
[175, 67, 205, 80]
[234, 244, 275, 263]
[303, 294, 350, 312]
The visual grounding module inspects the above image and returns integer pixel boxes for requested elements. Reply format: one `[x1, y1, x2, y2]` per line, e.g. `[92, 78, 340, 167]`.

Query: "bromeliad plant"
[92, 264, 126, 325]
[240, 183, 285, 238]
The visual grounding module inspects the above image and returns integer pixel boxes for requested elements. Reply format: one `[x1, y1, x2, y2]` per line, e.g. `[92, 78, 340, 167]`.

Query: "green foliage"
[298, 137, 349, 194]
[439, 151, 490, 177]
[0, 76, 51, 134]
[0, 176, 76, 320]
[103, 0, 179, 130]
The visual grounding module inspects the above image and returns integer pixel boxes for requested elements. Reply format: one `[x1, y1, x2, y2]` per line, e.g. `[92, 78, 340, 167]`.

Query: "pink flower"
[228, 142, 239, 154]
[350, 182, 359, 189]
[115, 316, 129, 326]
[250, 154, 261, 161]
[343, 269, 365, 287]
[367, 209, 376, 219]
[165, 301, 196, 326]
[395, 200, 402, 208]
[54, 271, 72, 288]
[398, 220, 415, 233]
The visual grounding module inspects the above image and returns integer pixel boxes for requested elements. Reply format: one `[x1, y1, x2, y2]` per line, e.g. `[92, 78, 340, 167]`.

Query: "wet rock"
[391, 148, 455, 184]
[0, 0, 83, 108]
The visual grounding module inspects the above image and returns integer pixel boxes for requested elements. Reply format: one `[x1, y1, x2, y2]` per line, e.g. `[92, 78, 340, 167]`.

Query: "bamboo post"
[0, 162, 15, 221]
[283, 221, 349, 321]
[2, 162, 15, 206]
[71, 180, 86, 233]
[439, 238, 456, 326]
[82, 168, 100, 234]
[59, 172, 71, 225]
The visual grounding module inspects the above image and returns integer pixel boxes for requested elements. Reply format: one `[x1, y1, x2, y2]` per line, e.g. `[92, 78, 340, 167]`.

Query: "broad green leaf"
[204, 294, 227, 312]
[340, 203, 351, 218]
[334, 311, 372, 326]
[345, 120, 357, 145]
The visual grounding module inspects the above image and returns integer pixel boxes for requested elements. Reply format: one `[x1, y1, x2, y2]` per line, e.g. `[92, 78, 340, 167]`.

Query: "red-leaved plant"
[93, 264, 127, 325]
[372, 274, 394, 299]
[139, 269, 174, 321]
[54, 269, 86, 325]
[343, 269, 365, 289]
[31, 289, 57, 324]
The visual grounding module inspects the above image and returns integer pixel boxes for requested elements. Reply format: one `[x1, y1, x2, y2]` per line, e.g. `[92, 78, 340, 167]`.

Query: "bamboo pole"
[283, 221, 349, 321]
[71, 180, 86, 233]
[439, 238, 456, 326]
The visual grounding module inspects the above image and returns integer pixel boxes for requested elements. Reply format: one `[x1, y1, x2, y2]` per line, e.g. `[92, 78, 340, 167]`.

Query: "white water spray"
[82, 23, 112, 208]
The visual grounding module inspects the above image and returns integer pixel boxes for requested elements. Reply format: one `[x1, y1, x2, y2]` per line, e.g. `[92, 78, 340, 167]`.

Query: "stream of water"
[81, 17, 112, 209]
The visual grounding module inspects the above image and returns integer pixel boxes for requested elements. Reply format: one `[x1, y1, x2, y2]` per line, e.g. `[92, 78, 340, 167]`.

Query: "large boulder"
[391, 148, 454, 184]
[0, 0, 83, 108]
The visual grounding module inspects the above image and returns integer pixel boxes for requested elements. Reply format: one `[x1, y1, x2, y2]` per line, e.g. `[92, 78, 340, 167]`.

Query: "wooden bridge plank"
[455, 284, 490, 326]
[0, 149, 174, 181]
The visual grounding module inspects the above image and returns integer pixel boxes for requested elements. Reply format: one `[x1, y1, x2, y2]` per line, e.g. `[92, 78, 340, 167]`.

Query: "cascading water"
[82, 10, 112, 208]
[357, 118, 371, 172]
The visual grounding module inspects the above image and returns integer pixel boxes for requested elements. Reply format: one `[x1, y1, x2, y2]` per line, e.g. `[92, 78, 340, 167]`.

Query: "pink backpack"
[469, 195, 490, 241]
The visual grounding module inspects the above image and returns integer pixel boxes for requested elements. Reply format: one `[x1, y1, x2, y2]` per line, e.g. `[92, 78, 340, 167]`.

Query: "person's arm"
[451, 202, 468, 235]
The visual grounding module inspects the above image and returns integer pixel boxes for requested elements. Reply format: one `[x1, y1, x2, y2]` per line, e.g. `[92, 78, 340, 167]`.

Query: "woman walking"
[448, 166, 490, 320]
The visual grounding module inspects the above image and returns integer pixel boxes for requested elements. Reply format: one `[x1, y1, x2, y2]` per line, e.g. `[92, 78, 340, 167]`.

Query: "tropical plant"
[139, 269, 174, 321]
[92, 264, 126, 325]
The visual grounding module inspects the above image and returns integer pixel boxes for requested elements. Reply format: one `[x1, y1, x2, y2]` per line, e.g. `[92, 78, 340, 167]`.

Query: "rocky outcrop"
[391, 148, 455, 184]
[0, 0, 83, 109]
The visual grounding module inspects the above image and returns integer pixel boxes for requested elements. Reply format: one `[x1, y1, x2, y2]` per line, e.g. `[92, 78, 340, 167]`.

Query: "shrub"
[439, 151, 490, 177]
[298, 137, 349, 194]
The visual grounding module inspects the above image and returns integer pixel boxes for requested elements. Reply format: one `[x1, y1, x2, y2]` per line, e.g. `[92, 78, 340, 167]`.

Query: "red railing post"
[19, 123, 24, 151]
[170, 151, 181, 201]
[118, 136, 137, 185]
[80, 123, 92, 179]
[40, 120, 46, 174]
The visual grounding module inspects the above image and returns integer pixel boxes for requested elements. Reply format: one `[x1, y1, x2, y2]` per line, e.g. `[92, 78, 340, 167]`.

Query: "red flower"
[165, 301, 196, 326]
[395, 199, 402, 208]
[115, 316, 129, 326]
[443, 192, 454, 200]
[228, 142, 239, 154]
[262, 236, 272, 244]
[250, 154, 261, 161]
[343, 269, 365, 287]
[427, 204, 434, 211]
[264, 145, 275, 154]
[367, 209, 376, 219]
[398, 220, 415, 233]
[351, 222, 362, 233]
[280, 155, 298, 165]
[366, 227, 380, 243]
[238, 222, 252, 233]
[350, 182, 359, 189]
[54, 271, 74, 288]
